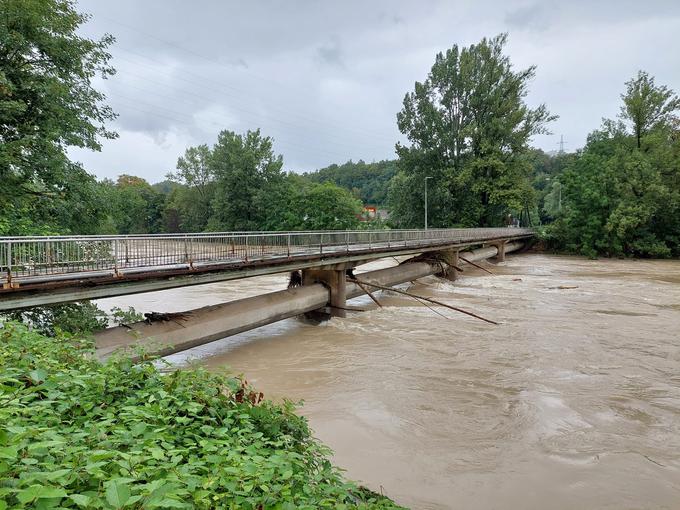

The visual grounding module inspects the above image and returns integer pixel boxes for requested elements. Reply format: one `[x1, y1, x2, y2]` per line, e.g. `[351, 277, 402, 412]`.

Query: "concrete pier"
[301, 268, 348, 317]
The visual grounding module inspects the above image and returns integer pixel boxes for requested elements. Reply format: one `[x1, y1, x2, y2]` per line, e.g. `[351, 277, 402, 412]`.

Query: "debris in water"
[459, 256, 495, 275]
[288, 270, 302, 288]
[348, 277, 499, 325]
[143, 311, 192, 325]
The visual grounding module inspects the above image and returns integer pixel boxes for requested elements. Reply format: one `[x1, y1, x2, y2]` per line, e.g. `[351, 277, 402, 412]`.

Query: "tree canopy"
[620, 71, 680, 149]
[304, 160, 397, 205]
[0, 0, 116, 234]
[389, 33, 556, 228]
[2, 3, 679, 262]
[546, 73, 680, 257]
[162, 130, 362, 233]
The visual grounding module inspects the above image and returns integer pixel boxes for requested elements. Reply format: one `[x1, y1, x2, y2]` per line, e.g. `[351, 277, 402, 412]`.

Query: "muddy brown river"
[98, 254, 680, 509]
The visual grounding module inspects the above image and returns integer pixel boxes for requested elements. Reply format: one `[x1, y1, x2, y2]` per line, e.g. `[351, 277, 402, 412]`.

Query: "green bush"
[2, 302, 108, 337]
[2, 304, 145, 338]
[0, 324, 403, 509]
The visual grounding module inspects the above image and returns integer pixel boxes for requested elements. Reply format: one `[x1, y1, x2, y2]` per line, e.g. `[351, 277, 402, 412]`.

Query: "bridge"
[1, 228, 534, 357]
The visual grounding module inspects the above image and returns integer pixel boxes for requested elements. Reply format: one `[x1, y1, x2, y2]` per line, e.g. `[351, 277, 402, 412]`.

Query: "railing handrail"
[0, 227, 533, 242]
[0, 228, 534, 285]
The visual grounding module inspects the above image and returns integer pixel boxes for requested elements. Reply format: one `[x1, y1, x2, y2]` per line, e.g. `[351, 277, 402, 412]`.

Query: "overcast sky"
[71, 0, 680, 183]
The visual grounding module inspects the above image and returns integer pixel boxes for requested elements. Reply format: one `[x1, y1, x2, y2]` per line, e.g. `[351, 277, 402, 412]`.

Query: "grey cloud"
[316, 39, 344, 68]
[74, 0, 680, 183]
[504, 4, 553, 31]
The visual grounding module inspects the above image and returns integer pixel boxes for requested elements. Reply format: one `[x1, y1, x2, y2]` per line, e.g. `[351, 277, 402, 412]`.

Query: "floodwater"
[98, 254, 680, 509]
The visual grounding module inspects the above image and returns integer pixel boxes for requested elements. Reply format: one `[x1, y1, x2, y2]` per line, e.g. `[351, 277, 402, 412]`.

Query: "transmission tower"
[557, 135, 567, 153]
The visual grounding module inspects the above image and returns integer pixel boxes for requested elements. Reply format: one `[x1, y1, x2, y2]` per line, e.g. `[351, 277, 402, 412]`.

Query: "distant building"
[363, 206, 377, 220]
[359, 206, 390, 222]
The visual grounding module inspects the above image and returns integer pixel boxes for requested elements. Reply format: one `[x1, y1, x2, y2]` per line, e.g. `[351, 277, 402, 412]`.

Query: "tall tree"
[620, 71, 680, 149]
[209, 129, 284, 231]
[100, 176, 165, 234]
[0, 0, 116, 234]
[391, 34, 555, 227]
[167, 144, 214, 231]
[548, 72, 680, 257]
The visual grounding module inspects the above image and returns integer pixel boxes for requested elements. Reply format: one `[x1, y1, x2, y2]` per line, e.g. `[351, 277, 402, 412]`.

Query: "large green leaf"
[105, 481, 131, 508]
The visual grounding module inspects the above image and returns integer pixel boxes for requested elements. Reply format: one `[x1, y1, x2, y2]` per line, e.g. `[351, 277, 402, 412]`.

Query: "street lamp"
[424, 176, 432, 230]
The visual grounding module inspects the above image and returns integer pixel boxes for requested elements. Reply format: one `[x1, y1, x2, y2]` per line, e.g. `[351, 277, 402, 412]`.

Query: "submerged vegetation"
[0, 323, 403, 509]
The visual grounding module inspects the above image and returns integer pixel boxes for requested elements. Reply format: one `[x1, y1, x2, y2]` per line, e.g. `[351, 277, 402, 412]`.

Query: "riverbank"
[0, 323, 403, 509]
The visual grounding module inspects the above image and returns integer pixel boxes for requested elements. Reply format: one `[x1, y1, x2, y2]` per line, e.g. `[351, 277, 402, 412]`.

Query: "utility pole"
[424, 176, 432, 230]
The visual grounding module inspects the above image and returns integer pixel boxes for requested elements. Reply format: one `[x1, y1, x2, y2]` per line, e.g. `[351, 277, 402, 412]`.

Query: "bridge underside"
[0, 234, 531, 310]
[95, 242, 524, 360]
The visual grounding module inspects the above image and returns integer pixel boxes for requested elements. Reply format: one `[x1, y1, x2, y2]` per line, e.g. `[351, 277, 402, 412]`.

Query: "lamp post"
[424, 176, 432, 230]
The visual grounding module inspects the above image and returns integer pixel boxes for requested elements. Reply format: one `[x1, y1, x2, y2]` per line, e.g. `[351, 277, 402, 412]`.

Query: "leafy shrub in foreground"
[0, 324, 403, 509]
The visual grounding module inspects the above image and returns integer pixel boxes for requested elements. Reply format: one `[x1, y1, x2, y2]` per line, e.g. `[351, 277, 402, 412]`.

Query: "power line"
[107, 56, 393, 153]
[100, 16, 396, 143]
[111, 96, 360, 162]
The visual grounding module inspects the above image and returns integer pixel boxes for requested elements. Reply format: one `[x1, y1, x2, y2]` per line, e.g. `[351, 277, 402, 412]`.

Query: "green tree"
[257, 175, 362, 231]
[526, 148, 577, 223]
[390, 34, 555, 228]
[208, 129, 284, 231]
[100, 175, 165, 234]
[0, 0, 116, 234]
[547, 72, 680, 257]
[167, 144, 214, 230]
[294, 182, 362, 230]
[620, 71, 680, 149]
[304, 160, 397, 205]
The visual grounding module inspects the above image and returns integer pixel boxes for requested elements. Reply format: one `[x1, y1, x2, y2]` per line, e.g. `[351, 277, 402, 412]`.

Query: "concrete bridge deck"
[0, 228, 533, 310]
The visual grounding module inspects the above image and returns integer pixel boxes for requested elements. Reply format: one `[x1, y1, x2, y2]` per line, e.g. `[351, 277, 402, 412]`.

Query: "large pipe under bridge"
[95, 241, 524, 360]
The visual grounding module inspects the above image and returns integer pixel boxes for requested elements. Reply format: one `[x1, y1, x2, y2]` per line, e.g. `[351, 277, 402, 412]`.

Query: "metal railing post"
[5, 242, 12, 287]
[113, 239, 119, 276]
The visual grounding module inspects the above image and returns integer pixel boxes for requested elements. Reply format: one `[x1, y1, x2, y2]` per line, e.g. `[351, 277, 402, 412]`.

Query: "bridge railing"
[0, 228, 533, 284]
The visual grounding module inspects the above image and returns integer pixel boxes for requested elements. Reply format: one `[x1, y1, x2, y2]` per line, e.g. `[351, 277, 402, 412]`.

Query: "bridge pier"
[437, 249, 460, 281]
[494, 241, 507, 262]
[302, 268, 347, 318]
